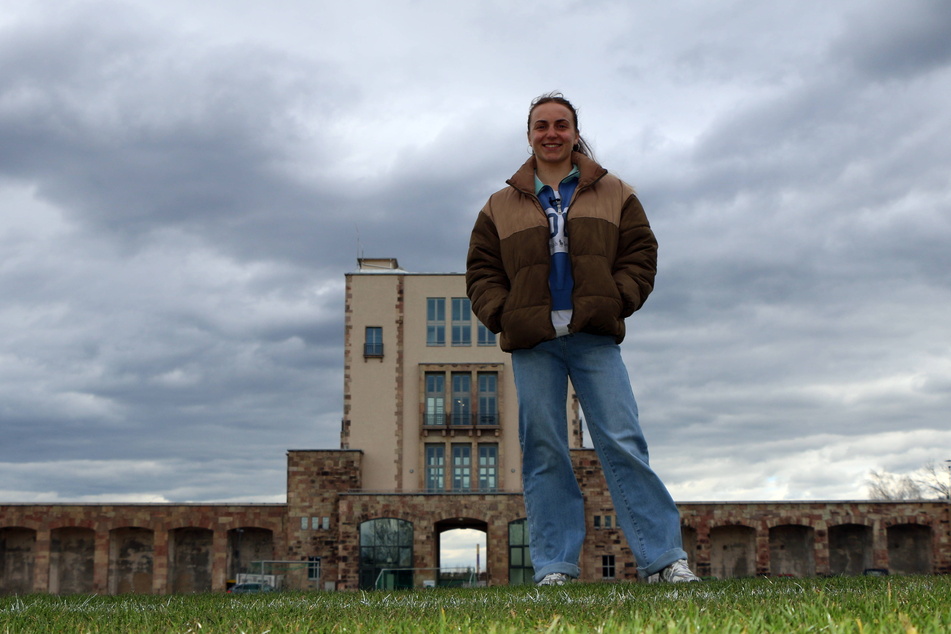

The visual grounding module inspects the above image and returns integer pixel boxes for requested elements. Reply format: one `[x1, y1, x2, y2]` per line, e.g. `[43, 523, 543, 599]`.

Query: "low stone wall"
[2, 449, 948, 594]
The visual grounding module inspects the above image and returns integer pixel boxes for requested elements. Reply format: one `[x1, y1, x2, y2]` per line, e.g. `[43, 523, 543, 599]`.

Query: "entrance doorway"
[435, 518, 487, 587]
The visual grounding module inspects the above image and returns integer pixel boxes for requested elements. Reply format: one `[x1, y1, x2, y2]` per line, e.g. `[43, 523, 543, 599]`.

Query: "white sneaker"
[648, 559, 701, 583]
[537, 572, 570, 586]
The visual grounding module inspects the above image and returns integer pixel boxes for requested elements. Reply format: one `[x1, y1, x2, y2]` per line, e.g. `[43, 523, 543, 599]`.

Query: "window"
[452, 444, 471, 492]
[451, 373, 471, 426]
[426, 442, 498, 492]
[477, 322, 496, 347]
[425, 444, 445, 492]
[508, 519, 533, 585]
[478, 444, 498, 492]
[308, 556, 321, 581]
[364, 326, 383, 357]
[451, 298, 472, 346]
[427, 298, 445, 346]
[419, 366, 501, 431]
[602, 555, 616, 579]
[359, 519, 413, 590]
[477, 373, 498, 426]
[424, 373, 445, 426]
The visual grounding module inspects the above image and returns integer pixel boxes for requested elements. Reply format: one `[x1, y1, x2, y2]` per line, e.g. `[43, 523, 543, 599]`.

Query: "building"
[2, 259, 949, 594]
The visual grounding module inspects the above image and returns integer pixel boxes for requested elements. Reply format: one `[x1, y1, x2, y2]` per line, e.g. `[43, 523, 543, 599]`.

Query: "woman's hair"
[528, 91, 596, 159]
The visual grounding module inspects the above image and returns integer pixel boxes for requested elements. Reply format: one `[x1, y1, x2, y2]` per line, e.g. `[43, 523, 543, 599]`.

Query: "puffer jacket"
[466, 152, 657, 352]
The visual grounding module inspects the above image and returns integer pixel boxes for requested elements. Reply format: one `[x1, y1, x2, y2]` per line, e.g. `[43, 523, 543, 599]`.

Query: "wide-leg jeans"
[511, 332, 687, 581]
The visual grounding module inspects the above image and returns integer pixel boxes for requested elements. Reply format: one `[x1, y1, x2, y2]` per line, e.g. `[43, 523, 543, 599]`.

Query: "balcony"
[421, 412, 500, 437]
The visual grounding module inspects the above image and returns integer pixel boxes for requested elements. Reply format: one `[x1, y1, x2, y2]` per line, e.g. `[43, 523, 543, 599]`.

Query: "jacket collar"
[507, 152, 608, 196]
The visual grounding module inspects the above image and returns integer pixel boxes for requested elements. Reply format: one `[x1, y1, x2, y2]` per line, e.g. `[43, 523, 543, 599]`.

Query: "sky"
[2, 0, 951, 511]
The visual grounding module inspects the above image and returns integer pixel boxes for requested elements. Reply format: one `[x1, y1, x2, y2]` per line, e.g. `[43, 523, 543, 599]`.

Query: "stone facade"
[3, 259, 949, 593]
[0, 504, 285, 594]
[3, 450, 949, 594]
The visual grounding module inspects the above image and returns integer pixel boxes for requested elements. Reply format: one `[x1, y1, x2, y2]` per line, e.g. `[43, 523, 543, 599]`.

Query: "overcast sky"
[2, 0, 950, 506]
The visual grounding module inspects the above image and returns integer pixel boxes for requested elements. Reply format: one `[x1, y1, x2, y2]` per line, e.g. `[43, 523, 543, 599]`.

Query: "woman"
[466, 92, 699, 585]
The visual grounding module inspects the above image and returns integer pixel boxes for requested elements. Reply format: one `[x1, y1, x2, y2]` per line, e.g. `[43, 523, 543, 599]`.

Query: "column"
[93, 529, 110, 593]
[212, 529, 229, 592]
[33, 528, 51, 593]
[153, 528, 169, 594]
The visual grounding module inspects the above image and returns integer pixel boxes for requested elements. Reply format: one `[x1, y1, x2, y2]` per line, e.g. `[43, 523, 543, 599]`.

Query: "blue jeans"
[512, 332, 687, 581]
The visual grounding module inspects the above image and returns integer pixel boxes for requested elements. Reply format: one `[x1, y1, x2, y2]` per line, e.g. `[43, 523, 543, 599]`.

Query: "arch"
[50, 527, 95, 594]
[0, 527, 36, 595]
[227, 527, 275, 581]
[358, 518, 414, 589]
[828, 523, 872, 575]
[434, 518, 487, 587]
[768, 524, 815, 577]
[887, 523, 932, 575]
[169, 527, 214, 593]
[681, 526, 698, 560]
[109, 527, 154, 594]
[710, 525, 756, 579]
[507, 518, 532, 586]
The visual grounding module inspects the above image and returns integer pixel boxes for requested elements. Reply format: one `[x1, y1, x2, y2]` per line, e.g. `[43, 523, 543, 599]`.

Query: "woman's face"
[528, 102, 579, 168]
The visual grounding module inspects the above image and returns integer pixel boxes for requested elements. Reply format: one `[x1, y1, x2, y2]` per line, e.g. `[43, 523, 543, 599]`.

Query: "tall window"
[359, 519, 413, 590]
[451, 373, 471, 426]
[364, 326, 383, 357]
[477, 322, 496, 347]
[451, 297, 472, 346]
[452, 444, 472, 492]
[602, 555, 616, 579]
[420, 366, 500, 431]
[425, 444, 445, 492]
[424, 373, 445, 426]
[307, 556, 321, 581]
[427, 298, 445, 346]
[508, 519, 533, 586]
[477, 373, 498, 426]
[478, 444, 498, 492]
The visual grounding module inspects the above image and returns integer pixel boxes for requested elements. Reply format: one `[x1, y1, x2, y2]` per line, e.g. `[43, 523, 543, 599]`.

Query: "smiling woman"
[466, 92, 699, 586]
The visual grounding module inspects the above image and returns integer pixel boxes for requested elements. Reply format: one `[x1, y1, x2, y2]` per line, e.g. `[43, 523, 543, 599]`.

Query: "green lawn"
[2, 575, 949, 633]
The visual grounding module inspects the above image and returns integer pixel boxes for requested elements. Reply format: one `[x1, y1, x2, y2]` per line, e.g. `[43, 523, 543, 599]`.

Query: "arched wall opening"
[436, 518, 487, 587]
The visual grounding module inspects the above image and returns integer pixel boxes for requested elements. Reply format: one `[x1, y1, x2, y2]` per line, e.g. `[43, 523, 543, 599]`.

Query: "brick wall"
[2, 448, 948, 594]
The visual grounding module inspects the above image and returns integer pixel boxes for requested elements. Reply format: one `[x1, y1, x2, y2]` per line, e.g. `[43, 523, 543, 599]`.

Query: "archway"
[829, 523, 872, 575]
[358, 518, 414, 590]
[887, 524, 932, 574]
[435, 518, 487, 587]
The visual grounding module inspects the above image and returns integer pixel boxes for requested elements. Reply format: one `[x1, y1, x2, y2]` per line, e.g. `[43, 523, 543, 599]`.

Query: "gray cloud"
[1, 0, 949, 503]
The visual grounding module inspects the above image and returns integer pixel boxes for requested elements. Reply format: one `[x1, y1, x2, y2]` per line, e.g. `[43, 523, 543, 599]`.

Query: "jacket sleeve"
[466, 206, 509, 333]
[613, 194, 658, 318]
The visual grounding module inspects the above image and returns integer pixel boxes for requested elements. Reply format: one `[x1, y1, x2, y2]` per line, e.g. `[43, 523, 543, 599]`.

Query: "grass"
[2, 575, 949, 633]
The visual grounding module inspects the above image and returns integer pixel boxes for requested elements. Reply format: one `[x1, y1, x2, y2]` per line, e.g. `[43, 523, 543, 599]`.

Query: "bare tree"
[866, 460, 951, 501]
[866, 469, 923, 500]
[916, 460, 951, 501]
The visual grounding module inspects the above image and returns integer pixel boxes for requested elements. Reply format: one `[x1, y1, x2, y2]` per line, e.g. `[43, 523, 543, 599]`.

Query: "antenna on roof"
[355, 224, 364, 261]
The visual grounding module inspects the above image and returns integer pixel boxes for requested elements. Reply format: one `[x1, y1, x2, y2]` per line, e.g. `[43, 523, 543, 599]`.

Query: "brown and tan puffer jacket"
[466, 152, 657, 352]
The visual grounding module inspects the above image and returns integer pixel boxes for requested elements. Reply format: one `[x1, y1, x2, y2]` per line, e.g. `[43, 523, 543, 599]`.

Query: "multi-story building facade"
[2, 259, 949, 594]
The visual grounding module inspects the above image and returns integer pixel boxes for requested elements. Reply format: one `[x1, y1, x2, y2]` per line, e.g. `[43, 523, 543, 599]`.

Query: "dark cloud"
[832, 1, 951, 80]
[1, 0, 950, 502]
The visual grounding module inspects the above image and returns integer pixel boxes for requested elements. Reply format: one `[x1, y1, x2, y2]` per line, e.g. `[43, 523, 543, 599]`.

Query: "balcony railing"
[422, 413, 500, 427]
[364, 342, 384, 358]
